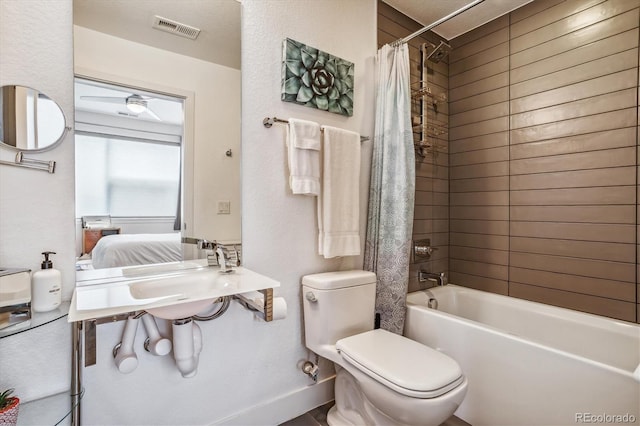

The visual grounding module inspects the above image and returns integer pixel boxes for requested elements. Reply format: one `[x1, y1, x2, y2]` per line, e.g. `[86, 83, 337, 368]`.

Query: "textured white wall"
[0, 0, 74, 407]
[240, 0, 377, 410]
[0, 1, 76, 301]
[242, 0, 377, 274]
[0, 0, 376, 424]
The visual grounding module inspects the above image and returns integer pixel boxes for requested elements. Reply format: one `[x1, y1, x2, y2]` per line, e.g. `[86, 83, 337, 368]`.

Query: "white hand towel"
[318, 126, 361, 258]
[287, 118, 321, 195]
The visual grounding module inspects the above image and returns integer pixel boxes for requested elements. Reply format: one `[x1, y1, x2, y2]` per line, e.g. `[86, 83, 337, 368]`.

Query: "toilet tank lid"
[302, 270, 376, 289]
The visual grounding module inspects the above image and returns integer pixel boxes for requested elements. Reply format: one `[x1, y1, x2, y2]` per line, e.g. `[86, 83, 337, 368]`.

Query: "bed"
[91, 232, 182, 269]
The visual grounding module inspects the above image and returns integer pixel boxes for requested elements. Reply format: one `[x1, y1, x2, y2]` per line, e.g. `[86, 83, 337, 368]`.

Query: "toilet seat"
[336, 329, 464, 399]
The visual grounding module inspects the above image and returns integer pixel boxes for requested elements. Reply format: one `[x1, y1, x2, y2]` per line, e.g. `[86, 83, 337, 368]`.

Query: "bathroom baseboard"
[211, 375, 335, 426]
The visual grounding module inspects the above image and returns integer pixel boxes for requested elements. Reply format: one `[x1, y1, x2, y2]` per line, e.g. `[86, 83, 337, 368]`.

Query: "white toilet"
[302, 270, 467, 426]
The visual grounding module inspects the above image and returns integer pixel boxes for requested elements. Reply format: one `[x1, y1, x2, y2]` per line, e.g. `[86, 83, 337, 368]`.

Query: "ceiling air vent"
[152, 15, 201, 40]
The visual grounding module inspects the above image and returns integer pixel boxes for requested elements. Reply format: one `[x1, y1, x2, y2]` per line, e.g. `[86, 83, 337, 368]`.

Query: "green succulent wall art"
[282, 38, 354, 117]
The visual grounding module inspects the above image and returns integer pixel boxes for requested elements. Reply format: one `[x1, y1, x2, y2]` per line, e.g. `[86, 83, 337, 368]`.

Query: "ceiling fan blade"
[145, 106, 162, 121]
[80, 96, 127, 104]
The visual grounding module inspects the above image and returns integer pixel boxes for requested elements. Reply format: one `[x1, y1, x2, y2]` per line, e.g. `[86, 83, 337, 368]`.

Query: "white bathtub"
[405, 285, 640, 426]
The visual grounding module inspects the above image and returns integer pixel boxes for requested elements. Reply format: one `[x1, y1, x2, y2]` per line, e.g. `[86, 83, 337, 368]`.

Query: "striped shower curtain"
[364, 43, 415, 334]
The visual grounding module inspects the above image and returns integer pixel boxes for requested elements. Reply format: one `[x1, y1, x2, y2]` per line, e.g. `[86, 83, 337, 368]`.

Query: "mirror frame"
[0, 84, 69, 153]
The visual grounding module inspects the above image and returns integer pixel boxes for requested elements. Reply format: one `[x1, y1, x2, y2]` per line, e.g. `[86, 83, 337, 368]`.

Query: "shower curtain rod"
[391, 0, 486, 46]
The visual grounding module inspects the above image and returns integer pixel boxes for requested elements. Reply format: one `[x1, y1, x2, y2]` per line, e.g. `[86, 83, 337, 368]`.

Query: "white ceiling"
[382, 0, 534, 41]
[73, 0, 532, 71]
[73, 0, 241, 69]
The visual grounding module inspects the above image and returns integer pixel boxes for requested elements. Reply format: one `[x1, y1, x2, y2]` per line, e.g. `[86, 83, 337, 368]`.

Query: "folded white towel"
[318, 126, 361, 258]
[287, 118, 321, 195]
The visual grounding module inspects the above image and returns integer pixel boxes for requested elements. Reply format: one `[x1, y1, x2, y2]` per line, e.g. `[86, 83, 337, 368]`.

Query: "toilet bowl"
[302, 271, 467, 426]
[331, 329, 467, 425]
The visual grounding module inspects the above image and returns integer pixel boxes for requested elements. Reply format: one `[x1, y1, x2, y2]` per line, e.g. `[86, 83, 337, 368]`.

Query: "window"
[74, 78, 184, 220]
[75, 134, 180, 217]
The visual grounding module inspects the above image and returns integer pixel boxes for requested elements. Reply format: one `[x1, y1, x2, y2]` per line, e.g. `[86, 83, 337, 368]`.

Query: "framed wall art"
[281, 38, 354, 117]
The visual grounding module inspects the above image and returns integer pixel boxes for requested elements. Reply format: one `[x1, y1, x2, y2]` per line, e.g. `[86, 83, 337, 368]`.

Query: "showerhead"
[426, 41, 452, 64]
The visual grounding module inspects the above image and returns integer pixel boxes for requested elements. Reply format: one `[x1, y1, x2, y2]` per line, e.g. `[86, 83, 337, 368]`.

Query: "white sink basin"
[69, 266, 279, 322]
[130, 270, 240, 319]
[129, 270, 239, 299]
[144, 300, 215, 320]
[122, 261, 207, 278]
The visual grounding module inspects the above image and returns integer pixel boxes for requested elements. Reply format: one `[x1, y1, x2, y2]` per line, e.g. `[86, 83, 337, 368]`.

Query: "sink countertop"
[68, 265, 279, 322]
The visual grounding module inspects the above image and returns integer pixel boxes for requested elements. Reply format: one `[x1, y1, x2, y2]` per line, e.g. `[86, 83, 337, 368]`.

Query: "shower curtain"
[364, 43, 415, 334]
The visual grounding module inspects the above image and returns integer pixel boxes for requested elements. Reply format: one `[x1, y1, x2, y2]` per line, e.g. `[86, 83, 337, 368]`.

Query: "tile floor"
[279, 402, 331, 426]
[279, 402, 471, 426]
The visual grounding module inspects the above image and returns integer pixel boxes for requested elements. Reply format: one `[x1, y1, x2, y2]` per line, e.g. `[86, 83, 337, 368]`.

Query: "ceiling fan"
[80, 93, 162, 120]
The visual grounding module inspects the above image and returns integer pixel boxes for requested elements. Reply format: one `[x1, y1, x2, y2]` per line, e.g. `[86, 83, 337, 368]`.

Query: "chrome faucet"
[418, 271, 447, 286]
[181, 237, 218, 266]
[216, 245, 233, 273]
[181, 238, 240, 271]
[216, 244, 241, 273]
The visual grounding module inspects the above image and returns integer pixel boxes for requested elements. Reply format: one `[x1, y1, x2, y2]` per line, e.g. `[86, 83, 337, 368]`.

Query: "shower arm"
[391, 0, 486, 46]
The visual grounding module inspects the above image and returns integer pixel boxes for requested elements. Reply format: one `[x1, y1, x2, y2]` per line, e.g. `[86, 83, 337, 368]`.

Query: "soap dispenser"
[32, 251, 62, 312]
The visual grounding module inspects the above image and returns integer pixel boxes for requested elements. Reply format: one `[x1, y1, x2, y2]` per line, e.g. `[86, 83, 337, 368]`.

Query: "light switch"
[217, 200, 231, 214]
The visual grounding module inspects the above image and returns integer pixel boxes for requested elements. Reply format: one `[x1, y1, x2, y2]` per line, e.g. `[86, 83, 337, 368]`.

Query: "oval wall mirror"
[0, 85, 67, 152]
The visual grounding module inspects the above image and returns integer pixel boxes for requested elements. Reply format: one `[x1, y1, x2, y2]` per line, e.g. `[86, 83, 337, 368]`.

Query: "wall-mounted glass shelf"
[17, 391, 72, 426]
[0, 301, 70, 339]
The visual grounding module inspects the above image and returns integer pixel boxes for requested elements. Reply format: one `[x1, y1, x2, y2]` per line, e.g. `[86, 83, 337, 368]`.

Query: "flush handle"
[305, 292, 317, 303]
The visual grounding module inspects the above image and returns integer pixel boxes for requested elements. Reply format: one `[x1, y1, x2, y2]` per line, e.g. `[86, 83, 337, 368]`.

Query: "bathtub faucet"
[418, 271, 447, 287]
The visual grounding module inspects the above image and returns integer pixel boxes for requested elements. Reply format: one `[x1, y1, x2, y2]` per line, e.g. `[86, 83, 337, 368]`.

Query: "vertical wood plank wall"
[449, 0, 640, 322]
[378, 1, 450, 292]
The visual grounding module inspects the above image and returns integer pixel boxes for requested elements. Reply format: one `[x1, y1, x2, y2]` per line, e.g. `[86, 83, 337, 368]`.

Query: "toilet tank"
[302, 271, 376, 359]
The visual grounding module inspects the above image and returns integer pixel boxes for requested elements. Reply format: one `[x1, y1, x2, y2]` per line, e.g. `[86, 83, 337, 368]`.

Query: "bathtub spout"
[418, 271, 447, 286]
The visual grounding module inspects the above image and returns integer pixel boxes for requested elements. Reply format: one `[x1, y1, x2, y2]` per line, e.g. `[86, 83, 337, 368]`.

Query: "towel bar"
[263, 117, 370, 142]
